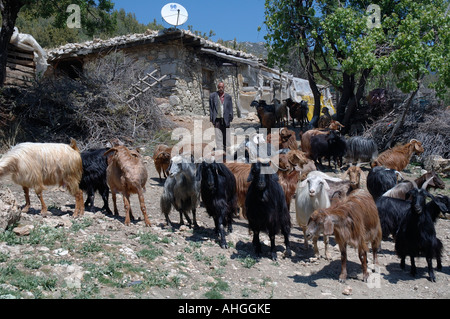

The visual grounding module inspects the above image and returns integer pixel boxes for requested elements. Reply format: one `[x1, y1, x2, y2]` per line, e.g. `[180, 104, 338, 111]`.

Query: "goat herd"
[0, 119, 448, 284]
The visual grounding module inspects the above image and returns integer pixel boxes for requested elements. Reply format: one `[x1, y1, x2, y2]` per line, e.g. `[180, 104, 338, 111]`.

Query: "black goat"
[79, 148, 112, 214]
[245, 161, 291, 260]
[367, 166, 402, 200]
[285, 98, 309, 129]
[309, 130, 346, 169]
[196, 162, 237, 249]
[395, 188, 443, 282]
[376, 189, 448, 241]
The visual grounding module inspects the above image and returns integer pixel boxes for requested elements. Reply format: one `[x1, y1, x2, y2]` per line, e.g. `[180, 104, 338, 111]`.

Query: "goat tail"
[69, 138, 80, 153]
[160, 192, 172, 216]
[0, 152, 15, 178]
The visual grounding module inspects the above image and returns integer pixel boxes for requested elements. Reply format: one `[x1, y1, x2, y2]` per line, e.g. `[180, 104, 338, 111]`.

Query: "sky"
[111, 0, 268, 43]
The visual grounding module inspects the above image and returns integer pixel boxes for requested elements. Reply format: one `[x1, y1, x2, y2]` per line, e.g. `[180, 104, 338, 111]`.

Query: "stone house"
[46, 28, 334, 118]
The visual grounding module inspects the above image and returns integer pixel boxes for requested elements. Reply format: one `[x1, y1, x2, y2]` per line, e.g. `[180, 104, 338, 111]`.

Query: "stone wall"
[118, 41, 242, 116]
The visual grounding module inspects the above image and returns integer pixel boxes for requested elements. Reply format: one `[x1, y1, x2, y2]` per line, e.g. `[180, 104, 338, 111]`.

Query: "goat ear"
[300, 179, 308, 188]
[322, 180, 330, 190]
[104, 147, 117, 157]
[323, 216, 334, 236]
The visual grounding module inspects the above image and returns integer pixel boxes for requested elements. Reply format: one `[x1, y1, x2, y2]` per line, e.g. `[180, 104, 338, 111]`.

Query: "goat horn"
[409, 139, 419, 143]
[270, 161, 290, 172]
[421, 176, 434, 190]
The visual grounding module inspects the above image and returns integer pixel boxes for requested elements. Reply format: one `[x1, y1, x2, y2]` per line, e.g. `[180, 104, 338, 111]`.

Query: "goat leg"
[178, 211, 185, 225]
[22, 186, 31, 213]
[123, 194, 131, 226]
[359, 248, 369, 282]
[282, 228, 291, 258]
[84, 188, 95, 212]
[74, 189, 84, 217]
[339, 244, 348, 283]
[215, 215, 228, 249]
[181, 210, 193, 228]
[410, 256, 417, 277]
[138, 189, 151, 227]
[36, 191, 49, 217]
[111, 191, 119, 216]
[400, 256, 405, 270]
[192, 209, 199, 229]
[100, 187, 113, 215]
[302, 226, 309, 250]
[324, 235, 331, 260]
[252, 230, 262, 258]
[426, 256, 436, 282]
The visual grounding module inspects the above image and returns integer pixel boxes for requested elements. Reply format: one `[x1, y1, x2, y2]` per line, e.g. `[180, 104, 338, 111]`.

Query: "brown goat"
[324, 166, 364, 203]
[306, 189, 382, 283]
[267, 127, 298, 150]
[371, 139, 424, 171]
[104, 145, 150, 226]
[224, 162, 251, 219]
[153, 144, 172, 182]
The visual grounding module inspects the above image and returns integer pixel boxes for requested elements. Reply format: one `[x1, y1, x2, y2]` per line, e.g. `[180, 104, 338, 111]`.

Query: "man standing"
[209, 81, 233, 152]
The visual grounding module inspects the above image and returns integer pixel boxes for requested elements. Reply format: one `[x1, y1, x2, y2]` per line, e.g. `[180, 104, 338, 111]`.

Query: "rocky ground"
[0, 115, 449, 301]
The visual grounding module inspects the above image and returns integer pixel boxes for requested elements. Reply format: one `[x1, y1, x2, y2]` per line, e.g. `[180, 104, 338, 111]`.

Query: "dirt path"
[0, 114, 449, 300]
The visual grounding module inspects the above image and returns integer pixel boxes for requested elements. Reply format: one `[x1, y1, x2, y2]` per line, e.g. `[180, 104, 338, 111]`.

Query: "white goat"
[0, 140, 84, 217]
[295, 173, 332, 258]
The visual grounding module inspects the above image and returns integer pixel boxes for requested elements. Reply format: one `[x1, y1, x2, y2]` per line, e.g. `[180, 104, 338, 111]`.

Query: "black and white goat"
[245, 161, 291, 260]
[196, 162, 237, 248]
[344, 136, 378, 165]
[160, 155, 200, 229]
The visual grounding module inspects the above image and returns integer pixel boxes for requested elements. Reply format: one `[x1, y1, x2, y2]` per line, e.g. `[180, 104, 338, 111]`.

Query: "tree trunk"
[384, 84, 420, 149]
[336, 73, 354, 123]
[0, 0, 24, 87]
[341, 68, 371, 131]
[300, 36, 322, 124]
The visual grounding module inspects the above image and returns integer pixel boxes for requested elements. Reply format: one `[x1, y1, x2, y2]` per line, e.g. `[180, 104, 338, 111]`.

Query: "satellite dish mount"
[161, 3, 189, 28]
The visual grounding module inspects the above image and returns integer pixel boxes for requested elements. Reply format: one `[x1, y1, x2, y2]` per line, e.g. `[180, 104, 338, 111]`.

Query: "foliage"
[8, 7, 164, 49]
[263, 0, 449, 101]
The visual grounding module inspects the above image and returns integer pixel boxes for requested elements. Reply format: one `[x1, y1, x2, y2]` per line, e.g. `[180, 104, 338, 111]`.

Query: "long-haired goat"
[371, 139, 424, 171]
[80, 148, 112, 214]
[344, 136, 378, 165]
[245, 161, 291, 260]
[153, 144, 172, 182]
[0, 140, 84, 217]
[295, 172, 332, 258]
[196, 162, 237, 248]
[306, 189, 382, 283]
[376, 179, 446, 241]
[160, 155, 200, 228]
[395, 188, 443, 282]
[104, 145, 150, 226]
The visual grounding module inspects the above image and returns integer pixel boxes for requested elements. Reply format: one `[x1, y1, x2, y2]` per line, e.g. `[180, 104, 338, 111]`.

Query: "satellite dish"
[161, 3, 189, 27]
